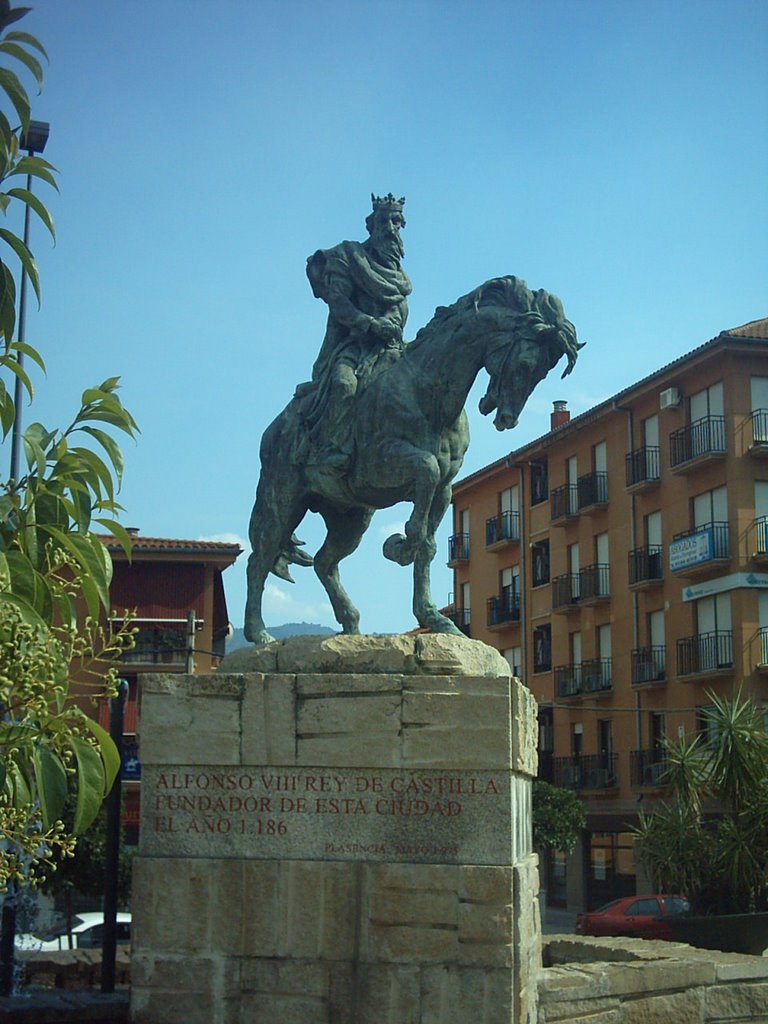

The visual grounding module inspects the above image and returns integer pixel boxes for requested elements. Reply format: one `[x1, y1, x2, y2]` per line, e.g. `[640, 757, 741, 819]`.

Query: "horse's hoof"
[244, 623, 277, 646]
[382, 532, 414, 566]
[423, 613, 464, 637]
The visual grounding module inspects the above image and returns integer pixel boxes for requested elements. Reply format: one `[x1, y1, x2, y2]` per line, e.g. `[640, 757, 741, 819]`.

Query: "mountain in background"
[226, 623, 335, 651]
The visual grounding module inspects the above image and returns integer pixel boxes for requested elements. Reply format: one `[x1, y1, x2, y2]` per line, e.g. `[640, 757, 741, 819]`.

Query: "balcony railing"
[670, 521, 729, 573]
[121, 625, 187, 666]
[751, 409, 768, 451]
[625, 446, 660, 488]
[485, 510, 520, 547]
[448, 533, 470, 563]
[554, 659, 611, 697]
[577, 471, 608, 510]
[677, 630, 733, 677]
[759, 627, 768, 667]
[582, 657, 612, 692]
[553, 753, 618, 790]
[552, 572, 580, 611]
[632, 645, 666, 684]
[754, 516, 768, 559]
[669, 415, 726, 468]
[579, 563, 610, 601]
[449, 606, 471, 637]
[630, 749, 669, 788]
[537, 751, 554, 784]
[629, 545, 663, 585]
[487, 588, 521, 627]
[551, 484, 579, 522]
[554, 663, 583, 698]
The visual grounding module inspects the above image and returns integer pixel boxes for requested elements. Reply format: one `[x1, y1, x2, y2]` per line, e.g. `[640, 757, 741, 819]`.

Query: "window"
[689, 381, 725, 457]
[533, 624, 551, 672]
[626, 898, 661, 917]
[751, 377, 768, 443]
[503, 646, 522, 676]
[531, 460, 548, 505]
[532, 539, 550, 586]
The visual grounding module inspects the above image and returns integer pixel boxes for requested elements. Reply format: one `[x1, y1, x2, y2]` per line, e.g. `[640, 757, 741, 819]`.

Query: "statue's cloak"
[306, 240, 412, 389]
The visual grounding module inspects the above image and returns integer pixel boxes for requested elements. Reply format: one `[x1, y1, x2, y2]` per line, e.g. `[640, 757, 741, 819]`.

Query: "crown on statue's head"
[371, 192, 406, 213]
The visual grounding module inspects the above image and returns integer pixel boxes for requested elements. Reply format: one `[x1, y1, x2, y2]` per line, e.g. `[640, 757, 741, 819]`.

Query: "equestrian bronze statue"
[244, 194, 582, 645]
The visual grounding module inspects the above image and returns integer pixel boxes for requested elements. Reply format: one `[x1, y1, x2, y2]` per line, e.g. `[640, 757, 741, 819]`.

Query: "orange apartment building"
[448, 318, 768, 913]
[93, 532, 242, 843]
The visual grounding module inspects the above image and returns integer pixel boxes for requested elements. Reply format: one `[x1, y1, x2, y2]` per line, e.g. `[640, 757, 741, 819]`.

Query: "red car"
[575, 895, 690, 940]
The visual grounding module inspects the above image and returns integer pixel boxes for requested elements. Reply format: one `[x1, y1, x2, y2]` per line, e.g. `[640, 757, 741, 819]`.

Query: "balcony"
[487, 588, 521, 629]
[758, 627, 768, 671]
[447, 533, 470, 565]
[632, 645, 666, 685]
[485, 510, 520, 548]
[630, 749, 669, 788]
[677, 630, 733, 678]
[579, 563, 610, 603]
[669, 522, 729, 576]
[554, 663, 583, 698]
[582, 657, 612, 693]
[625, 446, 660, 490]
[552, 572, 580, 612]
[749, 409, 768, 457]
[669, 415, 726, 471]
[449, 606, 471, 637]
[628, 546, 663, 587]
[120, 624, 187, 668]
[554, 659, 611, 697]
[551, 484, 579, 525]
[553, 753, 618, 791]
[753, 516, 768, 562]
[577, 471, 608, 511]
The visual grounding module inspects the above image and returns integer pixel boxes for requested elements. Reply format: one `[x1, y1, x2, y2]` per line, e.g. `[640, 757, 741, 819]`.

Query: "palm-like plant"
[634, 689, 768, 915]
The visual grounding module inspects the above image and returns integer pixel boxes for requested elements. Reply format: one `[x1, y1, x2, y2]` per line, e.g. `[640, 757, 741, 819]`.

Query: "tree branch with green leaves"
[0, 3, 139, 890]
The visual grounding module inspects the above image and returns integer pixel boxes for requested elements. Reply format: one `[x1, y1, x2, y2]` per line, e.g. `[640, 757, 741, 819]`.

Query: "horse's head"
[476, 278, 583, 431]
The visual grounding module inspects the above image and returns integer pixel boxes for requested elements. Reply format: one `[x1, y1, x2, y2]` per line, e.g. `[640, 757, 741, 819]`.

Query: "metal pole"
[8, 170, 33, 483]
[101, 679, 127, 993]
[185, 610, 196, 673]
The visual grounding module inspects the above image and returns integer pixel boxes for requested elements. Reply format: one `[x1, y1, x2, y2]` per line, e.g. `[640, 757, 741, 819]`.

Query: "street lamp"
[8, 119, 50, 484]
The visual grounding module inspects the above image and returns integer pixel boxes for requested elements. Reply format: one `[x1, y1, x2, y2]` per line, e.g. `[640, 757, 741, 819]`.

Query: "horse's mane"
[406, 275, 578, 359]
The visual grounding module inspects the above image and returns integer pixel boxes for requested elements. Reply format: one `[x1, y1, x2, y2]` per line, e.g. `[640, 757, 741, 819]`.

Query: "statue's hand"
[370, 317, 401, 346]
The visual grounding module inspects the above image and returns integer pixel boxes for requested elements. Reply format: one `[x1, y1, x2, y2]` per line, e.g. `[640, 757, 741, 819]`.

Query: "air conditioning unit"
[660, 386, 682, 410]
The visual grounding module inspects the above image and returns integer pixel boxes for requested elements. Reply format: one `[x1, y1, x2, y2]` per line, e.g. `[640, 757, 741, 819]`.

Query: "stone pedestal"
[131, 634, 541, 1024]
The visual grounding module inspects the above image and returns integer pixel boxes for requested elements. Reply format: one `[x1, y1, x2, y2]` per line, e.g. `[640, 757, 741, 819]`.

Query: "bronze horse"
[244, 276, 581, 645]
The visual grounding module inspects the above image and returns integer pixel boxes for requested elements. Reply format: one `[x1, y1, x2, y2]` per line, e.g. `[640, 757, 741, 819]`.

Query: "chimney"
[551, 401, 570, 430]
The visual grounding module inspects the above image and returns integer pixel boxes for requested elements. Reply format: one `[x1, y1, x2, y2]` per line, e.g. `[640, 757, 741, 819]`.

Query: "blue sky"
[13, 0, 768, 634]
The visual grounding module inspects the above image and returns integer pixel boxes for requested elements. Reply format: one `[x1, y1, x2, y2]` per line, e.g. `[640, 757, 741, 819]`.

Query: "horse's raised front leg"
[413, 481, 462, 635]
[314, 503, 374, 634]
[382, 443, 440, 567]
[244, 474, 307, 645]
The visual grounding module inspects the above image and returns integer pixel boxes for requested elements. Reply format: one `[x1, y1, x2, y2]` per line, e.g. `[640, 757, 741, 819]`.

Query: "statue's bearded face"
[370, 209, 405, 263]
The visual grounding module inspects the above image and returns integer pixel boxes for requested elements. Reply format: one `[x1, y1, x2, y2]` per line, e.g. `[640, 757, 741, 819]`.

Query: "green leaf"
[0, 10, 34, 33]
[10, 339, 46, 372]
[0, 41, 43, 90]
[41, 524, 111, 611]
[32, 744, 68, 829]
[82, 716, 120, 796]
[2, 344, 34, 400]
[0, 226, 39, 303]
[3, 31, 48, 61]
[80, 426, 125, 485]
[8, 761, 32, 807]
[68, 446, 115, 503]
[8, 154, 58, 191]
[0, 65, 30, 132]
[94, 517, 133, 560]
[0, 260, 16, 342]
[70, 736, 106, 833]
[6, 186, 54, 240]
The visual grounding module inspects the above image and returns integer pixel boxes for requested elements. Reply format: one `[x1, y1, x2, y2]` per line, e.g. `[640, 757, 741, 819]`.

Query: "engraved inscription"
[140, 766, 519, 864]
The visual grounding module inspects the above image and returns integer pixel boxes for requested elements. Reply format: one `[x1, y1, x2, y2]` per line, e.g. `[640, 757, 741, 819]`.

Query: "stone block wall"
[539, 935, 768, 1023]
[131, 634, 541, 1024]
